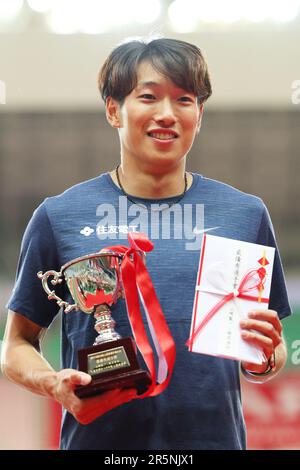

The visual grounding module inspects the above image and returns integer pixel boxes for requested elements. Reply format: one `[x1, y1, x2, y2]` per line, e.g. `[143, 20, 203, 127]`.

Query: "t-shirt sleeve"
[6, 200, 63, 328]
[256, 203, 292, 320]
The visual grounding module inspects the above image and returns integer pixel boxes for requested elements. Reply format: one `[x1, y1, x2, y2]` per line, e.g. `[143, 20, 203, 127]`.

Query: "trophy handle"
[37, 270, 77, 313]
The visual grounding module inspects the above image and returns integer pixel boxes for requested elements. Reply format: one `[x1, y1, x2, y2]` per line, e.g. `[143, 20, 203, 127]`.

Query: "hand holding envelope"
[187, 234, 277, 365]
[239, 309, 283, 373]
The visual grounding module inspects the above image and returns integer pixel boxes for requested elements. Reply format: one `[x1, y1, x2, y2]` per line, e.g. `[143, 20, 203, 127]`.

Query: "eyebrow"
[135, 80, 193, 96]
[135, 81, 160, 90]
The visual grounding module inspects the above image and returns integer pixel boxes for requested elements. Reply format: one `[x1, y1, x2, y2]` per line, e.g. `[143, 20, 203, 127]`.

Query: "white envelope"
[188, 234, 275, 364]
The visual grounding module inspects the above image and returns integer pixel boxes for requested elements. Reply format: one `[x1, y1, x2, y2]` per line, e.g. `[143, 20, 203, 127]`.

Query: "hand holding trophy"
[38, 233, 175, 400]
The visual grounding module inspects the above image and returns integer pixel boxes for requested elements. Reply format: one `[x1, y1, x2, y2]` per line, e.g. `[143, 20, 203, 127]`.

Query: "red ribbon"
[86, 292, 113, 308]
[102, 232, 176, 398]
[186, 266, 269, 350]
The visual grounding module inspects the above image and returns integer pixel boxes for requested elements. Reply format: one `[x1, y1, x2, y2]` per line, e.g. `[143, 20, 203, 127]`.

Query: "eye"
[178, 96, 194, 103]
[139, 94, 155, 100]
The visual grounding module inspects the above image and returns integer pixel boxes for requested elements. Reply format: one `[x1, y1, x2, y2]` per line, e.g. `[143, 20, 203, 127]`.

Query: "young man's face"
[107, 61, 203, 172]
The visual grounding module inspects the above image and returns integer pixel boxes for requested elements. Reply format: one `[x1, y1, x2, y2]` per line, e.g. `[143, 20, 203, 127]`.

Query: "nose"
[154, 98, 177, 127]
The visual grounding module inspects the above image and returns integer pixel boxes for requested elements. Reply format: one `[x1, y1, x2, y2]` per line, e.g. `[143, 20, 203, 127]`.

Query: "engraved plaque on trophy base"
[75, 337, 151, 398]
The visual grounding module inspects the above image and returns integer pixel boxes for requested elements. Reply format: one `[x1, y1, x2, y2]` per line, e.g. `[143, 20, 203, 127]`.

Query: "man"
[1, 38, 291, 450]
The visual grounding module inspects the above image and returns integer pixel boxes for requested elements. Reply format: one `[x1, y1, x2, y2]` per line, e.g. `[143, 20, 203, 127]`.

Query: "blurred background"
[0, 0, 299, 450]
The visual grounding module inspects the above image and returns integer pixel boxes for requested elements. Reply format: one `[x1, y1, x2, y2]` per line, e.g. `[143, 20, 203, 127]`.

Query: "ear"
[105, 96, 122, 128]
[196, 104, 204, 134]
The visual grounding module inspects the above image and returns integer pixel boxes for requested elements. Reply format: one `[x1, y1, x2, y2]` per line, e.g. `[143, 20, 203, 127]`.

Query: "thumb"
[69, 372, 92, 386]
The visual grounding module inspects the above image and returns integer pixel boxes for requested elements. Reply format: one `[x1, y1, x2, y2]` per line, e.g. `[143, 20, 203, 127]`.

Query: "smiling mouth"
[147, 132, 178, 140]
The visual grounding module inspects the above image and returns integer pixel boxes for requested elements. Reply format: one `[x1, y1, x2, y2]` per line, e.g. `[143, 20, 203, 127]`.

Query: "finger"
[69, 372, 92, 386]
[240, 318, 282, 348]
[248, 310, 283, 335]
[241, 330, 274, 358]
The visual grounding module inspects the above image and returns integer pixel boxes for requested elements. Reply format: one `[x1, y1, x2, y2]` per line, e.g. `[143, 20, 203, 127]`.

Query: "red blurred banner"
[242, 371, 300, 450]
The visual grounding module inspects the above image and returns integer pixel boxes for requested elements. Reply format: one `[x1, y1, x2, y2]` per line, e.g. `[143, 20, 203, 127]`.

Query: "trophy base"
[75, 369, 151, 399]
[75, 337, 152, 399]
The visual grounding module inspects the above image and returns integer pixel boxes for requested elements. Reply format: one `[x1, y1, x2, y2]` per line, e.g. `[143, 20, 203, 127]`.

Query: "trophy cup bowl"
[37, 251, 151, 398]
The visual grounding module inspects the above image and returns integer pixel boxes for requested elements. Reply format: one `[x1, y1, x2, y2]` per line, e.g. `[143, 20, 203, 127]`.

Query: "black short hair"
[98, 37, 212, 105]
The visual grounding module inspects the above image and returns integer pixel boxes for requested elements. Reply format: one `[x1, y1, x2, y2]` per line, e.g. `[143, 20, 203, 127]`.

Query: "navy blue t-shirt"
[7, 173, 292, 450]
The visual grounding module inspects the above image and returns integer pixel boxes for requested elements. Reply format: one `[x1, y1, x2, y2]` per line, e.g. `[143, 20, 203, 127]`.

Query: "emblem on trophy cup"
[38, 247, 152, 399]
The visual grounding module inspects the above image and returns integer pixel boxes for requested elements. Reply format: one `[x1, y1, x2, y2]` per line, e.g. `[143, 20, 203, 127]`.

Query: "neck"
[111, 161, 192, 199]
